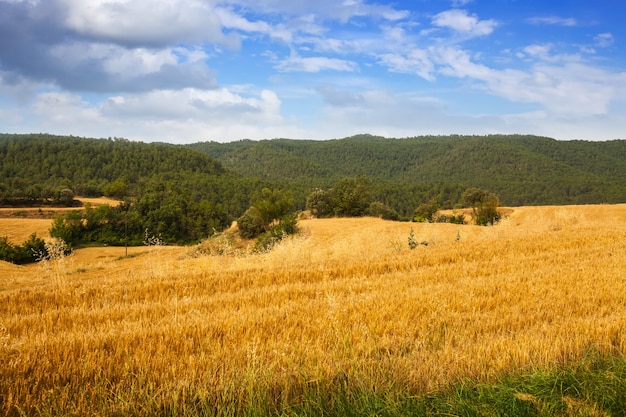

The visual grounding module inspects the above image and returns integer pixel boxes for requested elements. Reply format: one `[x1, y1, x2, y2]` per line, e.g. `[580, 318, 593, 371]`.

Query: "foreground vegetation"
[1, 204, 625, 415]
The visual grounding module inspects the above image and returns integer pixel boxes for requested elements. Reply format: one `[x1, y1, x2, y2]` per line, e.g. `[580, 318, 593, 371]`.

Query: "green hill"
[0, 134, 271, 244]
[1, 133, 625, 244]
[189, 134, 626, 207]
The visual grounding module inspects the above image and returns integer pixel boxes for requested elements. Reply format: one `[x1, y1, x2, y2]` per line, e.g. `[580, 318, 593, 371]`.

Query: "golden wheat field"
[1, 204, 626, 414]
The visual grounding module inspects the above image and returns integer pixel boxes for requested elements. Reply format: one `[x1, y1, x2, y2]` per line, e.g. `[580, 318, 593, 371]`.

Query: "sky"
[1, 0, 625, 143]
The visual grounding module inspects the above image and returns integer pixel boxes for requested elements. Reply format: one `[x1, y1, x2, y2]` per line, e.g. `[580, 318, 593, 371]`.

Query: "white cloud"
[377, 49, 435, 81]
[595, 33, 614, 48]
[19, 87, 290, 142]
[59, 0, 239, 48]
[433, 46, 625, 116]
[432, 9, 497, 37]
[276, 53, 359, 72]
[526, 16, 577, 27]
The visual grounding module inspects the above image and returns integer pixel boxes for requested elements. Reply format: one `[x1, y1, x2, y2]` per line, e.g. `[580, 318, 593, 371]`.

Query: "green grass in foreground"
[4, 352, 625, 416]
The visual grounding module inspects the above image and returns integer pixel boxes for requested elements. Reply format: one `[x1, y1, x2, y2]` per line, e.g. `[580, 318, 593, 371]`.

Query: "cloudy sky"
[1, 0, 625, 143]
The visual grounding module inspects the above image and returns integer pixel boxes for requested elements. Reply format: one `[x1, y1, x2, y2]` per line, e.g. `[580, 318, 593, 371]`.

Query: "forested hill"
[0, 134, 277, 244]
[0, 133, 226, 197]
[189, 134, 626, 206]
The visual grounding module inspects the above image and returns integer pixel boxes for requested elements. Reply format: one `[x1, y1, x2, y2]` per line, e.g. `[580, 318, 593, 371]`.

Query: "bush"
[252, 213, 299, 253]
[413, 200, 439, 222]
[462, 188, 501, 226]
[0, 233, 48, 264]
[237, 208, 265, 239]
[306, 189, 333, 218]
[369, 201, 400, 220]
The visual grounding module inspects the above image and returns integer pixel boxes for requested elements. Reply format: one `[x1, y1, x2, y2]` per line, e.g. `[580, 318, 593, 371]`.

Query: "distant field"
[0, 197, 121, 243]
[1, 204, 626, 415]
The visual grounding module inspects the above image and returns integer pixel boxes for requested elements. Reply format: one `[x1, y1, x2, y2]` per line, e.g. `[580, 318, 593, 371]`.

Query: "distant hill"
[0, 134, 273, 243]
[1, 133, 625, 231]
[189, 134, 626, 207]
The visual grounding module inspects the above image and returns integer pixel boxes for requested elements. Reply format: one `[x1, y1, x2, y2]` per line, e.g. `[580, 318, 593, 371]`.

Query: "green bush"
[369, 201, 400, 220]
[237, 208, 265, 239]
[0, 233, 48, 264]
[252, 213, 299, 253]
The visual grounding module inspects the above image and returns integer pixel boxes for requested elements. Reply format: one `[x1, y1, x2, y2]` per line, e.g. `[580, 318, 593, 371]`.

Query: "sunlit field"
[1, 204, 626, 415]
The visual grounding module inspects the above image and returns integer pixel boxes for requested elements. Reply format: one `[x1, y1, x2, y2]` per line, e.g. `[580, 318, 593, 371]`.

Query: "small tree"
[331, 176, 372, 217]
[462, 188, 501, 225]
[413, 199, 439, 223]
[237, 207, 265, 239]
[253, 188, 294, 230]
[306, 189, 333, 218]
[369, 201, 399, 220]
[238, 188, 297, 241]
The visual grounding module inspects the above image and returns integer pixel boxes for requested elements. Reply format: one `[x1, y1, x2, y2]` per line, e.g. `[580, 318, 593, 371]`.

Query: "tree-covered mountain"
[189, 134, 626, 207]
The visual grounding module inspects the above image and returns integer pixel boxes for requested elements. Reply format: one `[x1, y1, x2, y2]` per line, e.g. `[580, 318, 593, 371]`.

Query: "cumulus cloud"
[59, 0, 238, 48]
[21, 87, 288, 142]
[377, 49, 435, 81]
[0, 0, 224, 93]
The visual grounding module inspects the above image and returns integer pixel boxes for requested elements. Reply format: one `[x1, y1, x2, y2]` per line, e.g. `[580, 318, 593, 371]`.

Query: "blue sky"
[1, 0, 624, 143]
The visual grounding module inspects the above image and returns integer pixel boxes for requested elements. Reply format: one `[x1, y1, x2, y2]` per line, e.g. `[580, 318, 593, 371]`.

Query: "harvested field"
[1, 204, 625, 415]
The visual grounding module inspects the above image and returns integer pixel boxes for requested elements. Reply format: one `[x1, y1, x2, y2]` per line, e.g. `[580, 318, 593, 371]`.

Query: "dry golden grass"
[1, 204, 626, 414]
[0, 197, 119, 243]
[0, 218, 53, 243]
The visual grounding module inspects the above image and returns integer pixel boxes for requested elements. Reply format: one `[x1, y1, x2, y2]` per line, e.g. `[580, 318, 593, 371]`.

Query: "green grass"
[4, 352, 625, 416]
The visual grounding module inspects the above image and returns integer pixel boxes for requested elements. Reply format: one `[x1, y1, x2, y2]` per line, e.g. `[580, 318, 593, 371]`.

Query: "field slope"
[1, 204, 626, 415]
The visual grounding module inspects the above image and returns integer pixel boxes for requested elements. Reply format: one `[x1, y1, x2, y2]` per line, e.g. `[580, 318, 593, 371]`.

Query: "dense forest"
[0, 134, 275, 244]
[1, 133, 625, 248]
[189, 134, 626, 207]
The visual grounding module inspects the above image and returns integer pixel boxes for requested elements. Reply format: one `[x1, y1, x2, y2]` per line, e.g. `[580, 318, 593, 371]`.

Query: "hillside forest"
[1, 133, 625, 253]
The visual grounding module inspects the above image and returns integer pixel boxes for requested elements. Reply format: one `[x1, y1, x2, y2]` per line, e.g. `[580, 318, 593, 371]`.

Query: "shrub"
[306, 189, 334, 218]
[462, 188, 501, 226]
[237, 208, 265, 239]
[413, 200, 439, 223]
[0, 233, 48, 264]
[369, 201, 400, 220]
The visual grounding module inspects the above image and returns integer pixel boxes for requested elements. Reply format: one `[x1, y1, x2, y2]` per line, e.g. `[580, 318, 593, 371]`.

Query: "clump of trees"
[462, 188, 502, 225]
[50, 180, 231, 248]
[306, 176, 399, 220]
[0, 233, 48, 264]
[237, 188, 299, 252]
[410, 188, 500, 226]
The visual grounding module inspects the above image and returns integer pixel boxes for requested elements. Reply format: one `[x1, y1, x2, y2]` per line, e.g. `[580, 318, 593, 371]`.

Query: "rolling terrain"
[2, 204, 625, 415]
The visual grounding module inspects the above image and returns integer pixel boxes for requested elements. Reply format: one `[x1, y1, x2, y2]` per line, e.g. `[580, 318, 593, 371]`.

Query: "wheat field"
[1, 204, 626, 415]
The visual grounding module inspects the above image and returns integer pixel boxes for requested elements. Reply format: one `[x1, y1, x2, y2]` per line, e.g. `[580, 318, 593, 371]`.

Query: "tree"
[413, 199, 439, 222]
[331, 176, 372, 217]
[306, 189, 333, 218]
[462, 188, 501, 225]
[369, 201, 399, 220]
[237, 208, 265, 239]
[252, 188, 295, 230]
[237, 188, 296, 239]
[103, 178, 129, 199]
